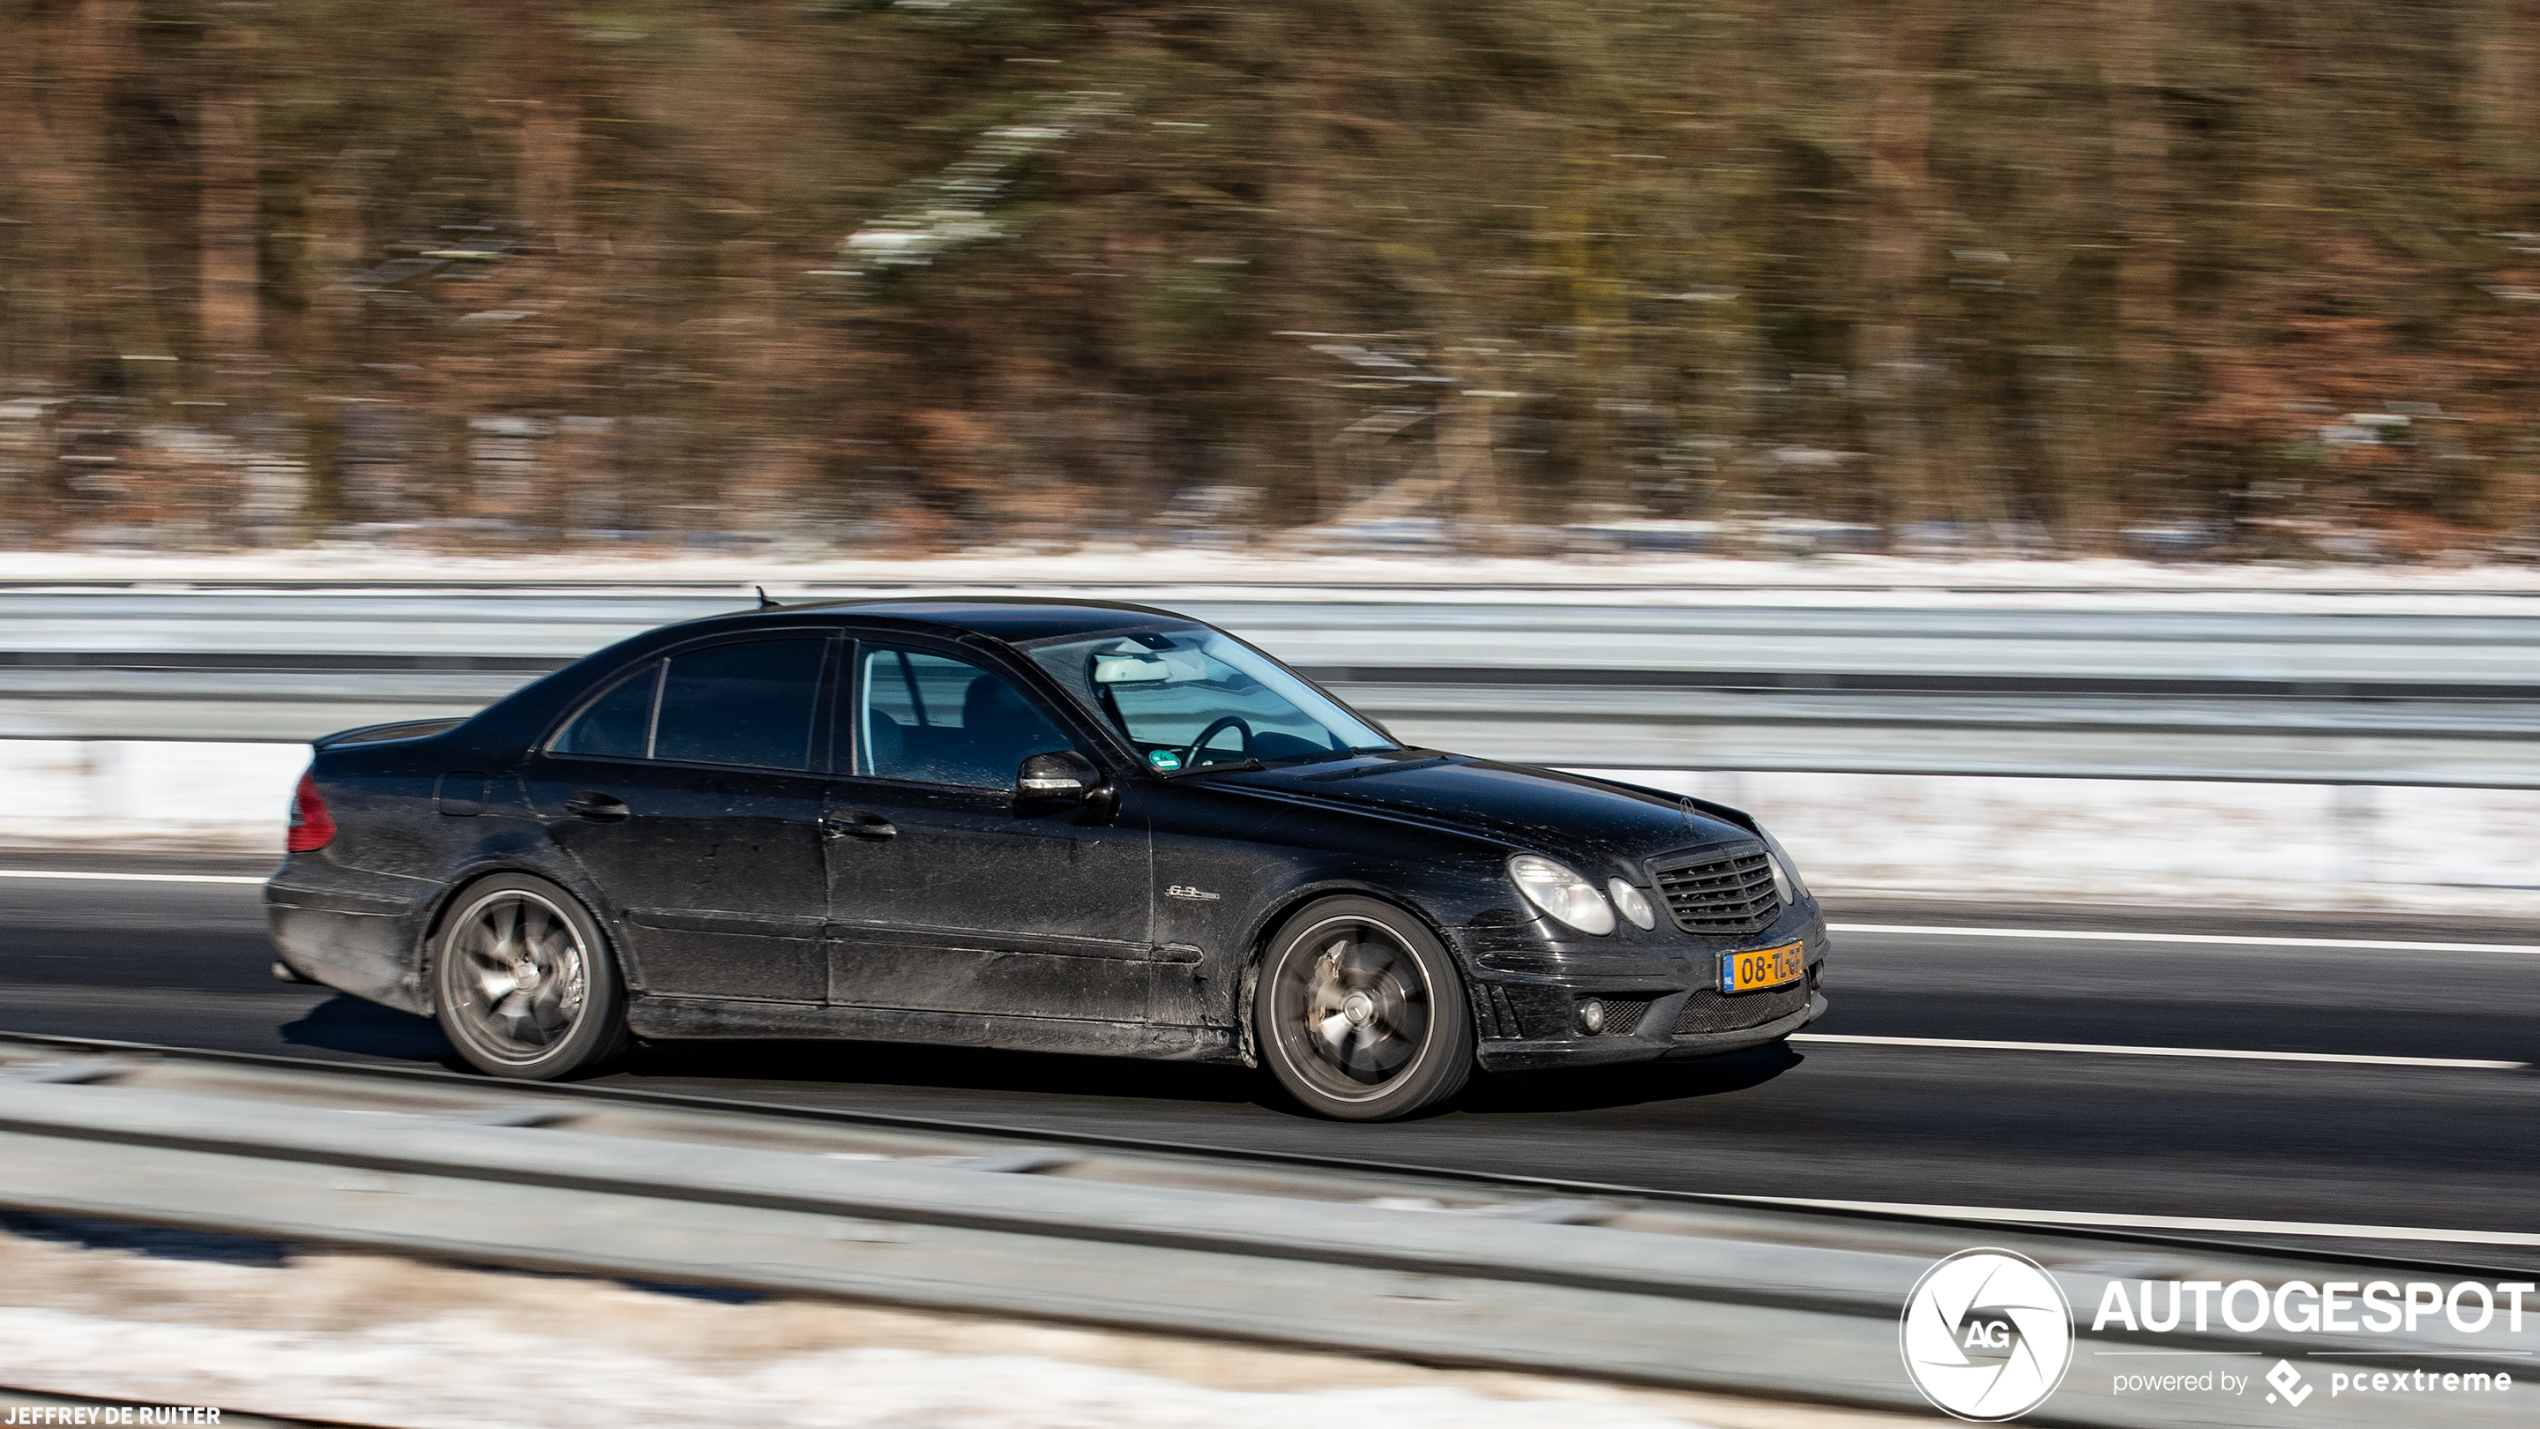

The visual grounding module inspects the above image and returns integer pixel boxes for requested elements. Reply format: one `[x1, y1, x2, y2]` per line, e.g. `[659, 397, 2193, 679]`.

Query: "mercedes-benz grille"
[1646, 842, 1781, 935]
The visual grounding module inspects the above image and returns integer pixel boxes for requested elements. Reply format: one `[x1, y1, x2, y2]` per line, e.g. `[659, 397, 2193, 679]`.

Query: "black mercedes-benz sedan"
[267, 597, 1828, 1120]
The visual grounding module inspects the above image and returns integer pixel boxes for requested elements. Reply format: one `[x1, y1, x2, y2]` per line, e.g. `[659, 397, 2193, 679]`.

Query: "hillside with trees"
[3, 0, 2537, 558]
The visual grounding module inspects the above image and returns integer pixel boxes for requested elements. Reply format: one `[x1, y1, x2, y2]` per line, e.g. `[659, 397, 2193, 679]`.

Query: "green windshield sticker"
[1149, 749, 1183, 772]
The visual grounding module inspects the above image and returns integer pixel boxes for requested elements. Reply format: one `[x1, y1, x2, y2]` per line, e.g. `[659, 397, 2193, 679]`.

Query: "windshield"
[1025, 625, 1397, 773]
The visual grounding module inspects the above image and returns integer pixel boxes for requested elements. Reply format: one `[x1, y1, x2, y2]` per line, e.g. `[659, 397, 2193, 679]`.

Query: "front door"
[527, 633, 837, 1003]
[824, 641, 1154, 1024]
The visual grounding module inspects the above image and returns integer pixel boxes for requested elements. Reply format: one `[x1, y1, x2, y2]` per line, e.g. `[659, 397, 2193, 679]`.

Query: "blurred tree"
[198, 5, 260, 360]
[0, 0, 2534, 558]
[1860, 0, 1941, 531]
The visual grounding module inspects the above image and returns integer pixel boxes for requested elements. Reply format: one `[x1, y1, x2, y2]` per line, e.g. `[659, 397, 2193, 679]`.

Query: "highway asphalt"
[3, 864, 2534, 1270]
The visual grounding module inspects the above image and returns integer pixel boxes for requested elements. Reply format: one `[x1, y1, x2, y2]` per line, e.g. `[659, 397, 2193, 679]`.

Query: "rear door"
[525, 632, 838, 1003]
[823, 639, 1156, 1024]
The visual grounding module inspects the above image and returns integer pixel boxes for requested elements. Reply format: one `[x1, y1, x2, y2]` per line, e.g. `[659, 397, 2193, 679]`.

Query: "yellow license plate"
[1720, 941, 1805, 994]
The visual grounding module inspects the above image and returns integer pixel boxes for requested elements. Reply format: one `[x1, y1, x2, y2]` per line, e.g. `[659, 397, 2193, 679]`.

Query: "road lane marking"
[1714, 1194, 2540, 1248]
[0, 869, 267, 885]
[1791, 1033, 2527, 1069]
[1828, 922, 2540, 955]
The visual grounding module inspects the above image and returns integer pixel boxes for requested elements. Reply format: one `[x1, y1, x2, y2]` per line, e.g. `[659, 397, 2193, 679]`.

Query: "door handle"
[564, 791, 631, 821]
[820, 811, 897, 840]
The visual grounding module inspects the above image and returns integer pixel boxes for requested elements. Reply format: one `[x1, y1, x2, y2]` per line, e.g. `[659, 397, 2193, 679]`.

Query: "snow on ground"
[5, 742, 2530, 917]
[0, 745, 2526, 915]
[0, 1227, 1913, 1429]
[1620, 769, 2540, 920]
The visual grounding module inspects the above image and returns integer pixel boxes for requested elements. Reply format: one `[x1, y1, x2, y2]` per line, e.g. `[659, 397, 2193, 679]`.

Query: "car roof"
[778, 596, 1198, 643]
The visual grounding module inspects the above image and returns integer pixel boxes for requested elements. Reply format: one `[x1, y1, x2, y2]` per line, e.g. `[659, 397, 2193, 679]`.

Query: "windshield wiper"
[1262, 748, 1359, 768]
[1170, 757, 1265, 778]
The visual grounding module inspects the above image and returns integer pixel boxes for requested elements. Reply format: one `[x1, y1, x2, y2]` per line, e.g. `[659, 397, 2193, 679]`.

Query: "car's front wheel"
[1255, 896, 1473, 1121]
[432, 874, 628, 1080]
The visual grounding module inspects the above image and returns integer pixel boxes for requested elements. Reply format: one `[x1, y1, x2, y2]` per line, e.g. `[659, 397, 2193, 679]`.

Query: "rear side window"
[552, 664, 658, 759]
[653, 638, 828, 770]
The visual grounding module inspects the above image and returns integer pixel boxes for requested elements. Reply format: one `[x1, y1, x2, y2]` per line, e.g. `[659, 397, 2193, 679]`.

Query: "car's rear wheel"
[1255, 896, 1473, 1121]
[432, 874, 627, 1080]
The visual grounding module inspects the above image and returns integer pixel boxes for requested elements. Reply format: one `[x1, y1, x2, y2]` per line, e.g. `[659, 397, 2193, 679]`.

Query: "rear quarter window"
[551, 663, 658, 759]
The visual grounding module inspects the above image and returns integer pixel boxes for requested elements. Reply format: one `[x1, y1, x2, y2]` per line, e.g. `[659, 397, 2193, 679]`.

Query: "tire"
[431, 874, 629, 1080]
[1254, 896, 1474, 1121]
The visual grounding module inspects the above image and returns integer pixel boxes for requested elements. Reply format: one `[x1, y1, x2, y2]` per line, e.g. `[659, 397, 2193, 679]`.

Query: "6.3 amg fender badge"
[1901, 1248, 2075, 1421]
[1165, 885, 1221, 901]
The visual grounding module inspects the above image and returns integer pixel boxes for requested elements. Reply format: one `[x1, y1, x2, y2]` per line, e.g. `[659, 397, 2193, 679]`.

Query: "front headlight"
[1608, 878, 1657, 931]
[1761, 829, 1810, 908]
[1508, 854, 1616, 936]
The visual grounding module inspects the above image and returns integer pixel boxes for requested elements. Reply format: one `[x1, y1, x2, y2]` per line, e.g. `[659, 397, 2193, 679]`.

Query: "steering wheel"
[1184, 715, 1255, 767]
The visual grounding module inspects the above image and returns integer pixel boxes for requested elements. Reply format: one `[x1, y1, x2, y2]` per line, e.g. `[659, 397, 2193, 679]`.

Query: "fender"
[410, 841, 629, 1013]
[1227, 875, 1471, 1071]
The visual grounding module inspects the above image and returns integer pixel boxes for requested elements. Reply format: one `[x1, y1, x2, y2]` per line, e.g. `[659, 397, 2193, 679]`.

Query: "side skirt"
[624, 996, 1245, 1065]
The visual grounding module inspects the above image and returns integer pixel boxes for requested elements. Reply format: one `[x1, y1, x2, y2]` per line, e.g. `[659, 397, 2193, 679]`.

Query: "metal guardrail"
[2, 587, 2536, 785]
[0, 1035, 2529, 1428]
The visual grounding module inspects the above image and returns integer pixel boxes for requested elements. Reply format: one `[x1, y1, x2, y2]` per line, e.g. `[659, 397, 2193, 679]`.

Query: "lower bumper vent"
[1594, 996, 1656, 1037]
[1671, 976, 1811, 1036]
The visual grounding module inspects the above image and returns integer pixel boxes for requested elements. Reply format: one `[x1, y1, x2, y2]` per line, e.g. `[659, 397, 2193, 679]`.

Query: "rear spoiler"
[313, 717, 467, 750]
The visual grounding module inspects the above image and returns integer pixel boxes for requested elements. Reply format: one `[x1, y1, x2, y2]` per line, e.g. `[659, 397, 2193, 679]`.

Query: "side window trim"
[638, 660, 664, 758]
[842, 638, 865, 778]
[852, 641, 933, 781]
[813, 633, 848, 775]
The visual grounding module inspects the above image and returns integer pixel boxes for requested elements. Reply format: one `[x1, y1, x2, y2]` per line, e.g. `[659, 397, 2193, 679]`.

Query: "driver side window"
[855, 646, 1078, 789]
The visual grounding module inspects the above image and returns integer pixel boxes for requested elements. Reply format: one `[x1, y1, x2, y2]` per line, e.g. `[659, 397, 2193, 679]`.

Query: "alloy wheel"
[1272, 916, 1435, 1103]
[445, 889, 591, 1061]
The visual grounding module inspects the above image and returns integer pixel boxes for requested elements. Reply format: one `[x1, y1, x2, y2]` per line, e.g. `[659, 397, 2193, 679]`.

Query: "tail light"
[287, 770, 336, 853]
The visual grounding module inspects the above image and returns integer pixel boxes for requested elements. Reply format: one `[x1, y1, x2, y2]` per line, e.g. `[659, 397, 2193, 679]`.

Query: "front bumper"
[1474, 989, 1823, 1072]
[1459, 899, 1831, 1073]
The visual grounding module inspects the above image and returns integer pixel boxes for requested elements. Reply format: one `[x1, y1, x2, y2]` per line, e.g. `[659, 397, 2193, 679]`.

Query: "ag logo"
[1900, 1248, 2075, 1421]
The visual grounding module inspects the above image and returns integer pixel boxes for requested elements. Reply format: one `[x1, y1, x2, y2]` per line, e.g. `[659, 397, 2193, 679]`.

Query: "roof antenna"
[755, 585, 781, 611]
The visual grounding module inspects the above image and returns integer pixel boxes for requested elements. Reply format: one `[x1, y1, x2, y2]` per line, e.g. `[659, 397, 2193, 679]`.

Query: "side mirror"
[1017, 749, 1102, 802]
